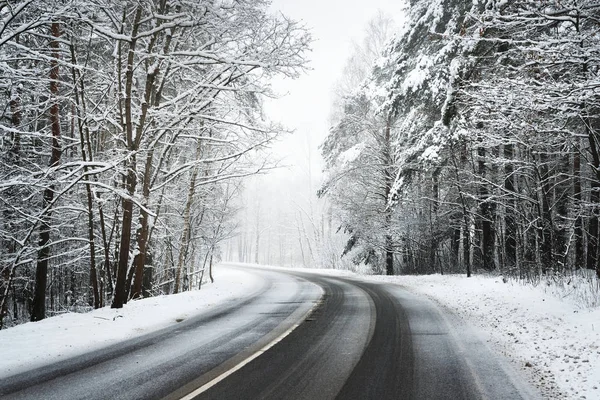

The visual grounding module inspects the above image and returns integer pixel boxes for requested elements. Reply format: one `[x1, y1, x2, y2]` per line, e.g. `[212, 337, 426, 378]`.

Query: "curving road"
[0, 265, 539, 400]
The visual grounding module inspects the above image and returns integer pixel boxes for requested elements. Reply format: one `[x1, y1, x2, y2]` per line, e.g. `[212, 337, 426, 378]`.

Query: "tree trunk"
[587, 149, 600, 275]
[587, 116, 600, 278]
[504, 143, 517, 271]
[429, 171, 440, 273]
[31, 23, 62, 322]
[538, 153, 554, 274]
[477, 146, 495, 271]
[9, 89, 21, 156]
[463, 224, 471, 278]
[451, 143, 472, 277]
[173, 153, 200, 294]
[112, 7, 142, 309]
[573, 144, 583, 268]
[383, 116, 394, 275]
[128, 7, 173, 299]
[142, 251, 153, 298]
[451, 226, 460, 268]
[69, 40, 100, 309]
[1, 77, 23, 327]
[130, 150, 153, 299]
[385, 234, 394, 275]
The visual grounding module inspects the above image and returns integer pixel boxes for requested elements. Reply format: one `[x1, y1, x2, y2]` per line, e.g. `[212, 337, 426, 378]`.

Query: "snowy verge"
[0, 267, 263, 379]
[364, 274, 600, 400]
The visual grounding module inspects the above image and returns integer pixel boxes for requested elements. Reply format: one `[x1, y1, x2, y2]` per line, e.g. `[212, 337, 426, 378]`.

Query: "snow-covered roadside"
[0, 267, 262, 379]
[366, 274, 600, 400]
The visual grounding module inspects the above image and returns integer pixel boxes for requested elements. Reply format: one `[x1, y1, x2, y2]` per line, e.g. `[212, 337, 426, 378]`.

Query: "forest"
[321, 0, 600, 281]
[0, 0, 309, 328]
[2, 0, 600, 329]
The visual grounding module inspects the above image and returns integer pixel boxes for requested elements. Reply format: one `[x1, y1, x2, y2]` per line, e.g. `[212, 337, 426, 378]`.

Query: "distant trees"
[321, 0, 600, 280]
[0, 0, 309, 328]
[320, 12, 398, 274]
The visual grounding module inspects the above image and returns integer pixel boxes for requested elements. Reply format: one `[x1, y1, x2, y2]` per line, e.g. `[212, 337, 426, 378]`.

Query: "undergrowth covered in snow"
[533, 270, 600, 309]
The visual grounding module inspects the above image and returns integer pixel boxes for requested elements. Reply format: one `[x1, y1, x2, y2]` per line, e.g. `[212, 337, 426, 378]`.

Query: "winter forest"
[320, 0, 600, 280]
[0, 0, 310, 328]
[1, 0, 600, 330]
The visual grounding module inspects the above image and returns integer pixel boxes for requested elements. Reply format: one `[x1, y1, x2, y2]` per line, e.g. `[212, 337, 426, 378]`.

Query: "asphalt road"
[0, 266, 539, 400]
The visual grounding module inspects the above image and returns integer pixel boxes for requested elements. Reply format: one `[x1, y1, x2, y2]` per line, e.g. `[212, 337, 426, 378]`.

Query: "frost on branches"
[320, 0, 600, 291]
[0, 0, 310, 328]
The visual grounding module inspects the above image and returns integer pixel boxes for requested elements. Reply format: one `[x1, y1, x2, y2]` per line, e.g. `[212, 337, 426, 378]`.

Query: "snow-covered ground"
[0, 268, 262, 379]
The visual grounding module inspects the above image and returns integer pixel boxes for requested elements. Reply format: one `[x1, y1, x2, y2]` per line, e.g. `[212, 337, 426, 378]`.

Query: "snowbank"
[0, 267, 262, 379]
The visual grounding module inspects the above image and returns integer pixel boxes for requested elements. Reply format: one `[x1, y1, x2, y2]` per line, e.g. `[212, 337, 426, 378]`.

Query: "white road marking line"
[178, 299, 321, 400]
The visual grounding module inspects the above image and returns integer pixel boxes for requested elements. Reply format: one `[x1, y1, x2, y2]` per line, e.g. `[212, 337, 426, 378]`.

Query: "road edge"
[163, 274, 324, 400]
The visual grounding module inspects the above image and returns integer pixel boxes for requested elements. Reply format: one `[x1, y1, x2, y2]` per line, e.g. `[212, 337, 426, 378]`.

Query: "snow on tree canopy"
[365, 0, 481, 199]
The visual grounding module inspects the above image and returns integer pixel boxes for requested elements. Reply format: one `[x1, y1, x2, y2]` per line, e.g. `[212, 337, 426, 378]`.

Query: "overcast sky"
[264, 0, 405, 174]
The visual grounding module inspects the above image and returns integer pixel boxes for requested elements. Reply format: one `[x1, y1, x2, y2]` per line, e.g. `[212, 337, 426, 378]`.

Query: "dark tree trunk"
[451, 143, 471, 277]
[477, 147, 495, 271]
[113, 167, 136, 308]
[131, 64, 161, 299]
[99, 204, 113, 296]
[430, 170, 440, 273]
[69, 40, 100, 309]
[451, 226, 461, 267]
[504, 143, 517, 270]
[1, 75, 23, 328]
[142, 251, 153, 298]
[573, 145, 583, 268]
[538, 154, 554, 273]
[131, 151, 153, 300]
[112, 7, 142, 309]
[385, 235, 394, 275]
[554, 155, 570, 271]
[9, 94, 21, 156]
[31, 23, 62, 322]
[463, 224, 471, 277]
[587, 127, 600, 278]
[383, 116, 394, 276]
[124, 259, 136, 300]
[586, 119, 600, 275]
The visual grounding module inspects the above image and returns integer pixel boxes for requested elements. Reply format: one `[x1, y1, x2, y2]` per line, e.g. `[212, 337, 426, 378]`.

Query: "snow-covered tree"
[0, 0, 310, 327]
[324, 0, 600, 282]
[320, 12, 399, 274]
